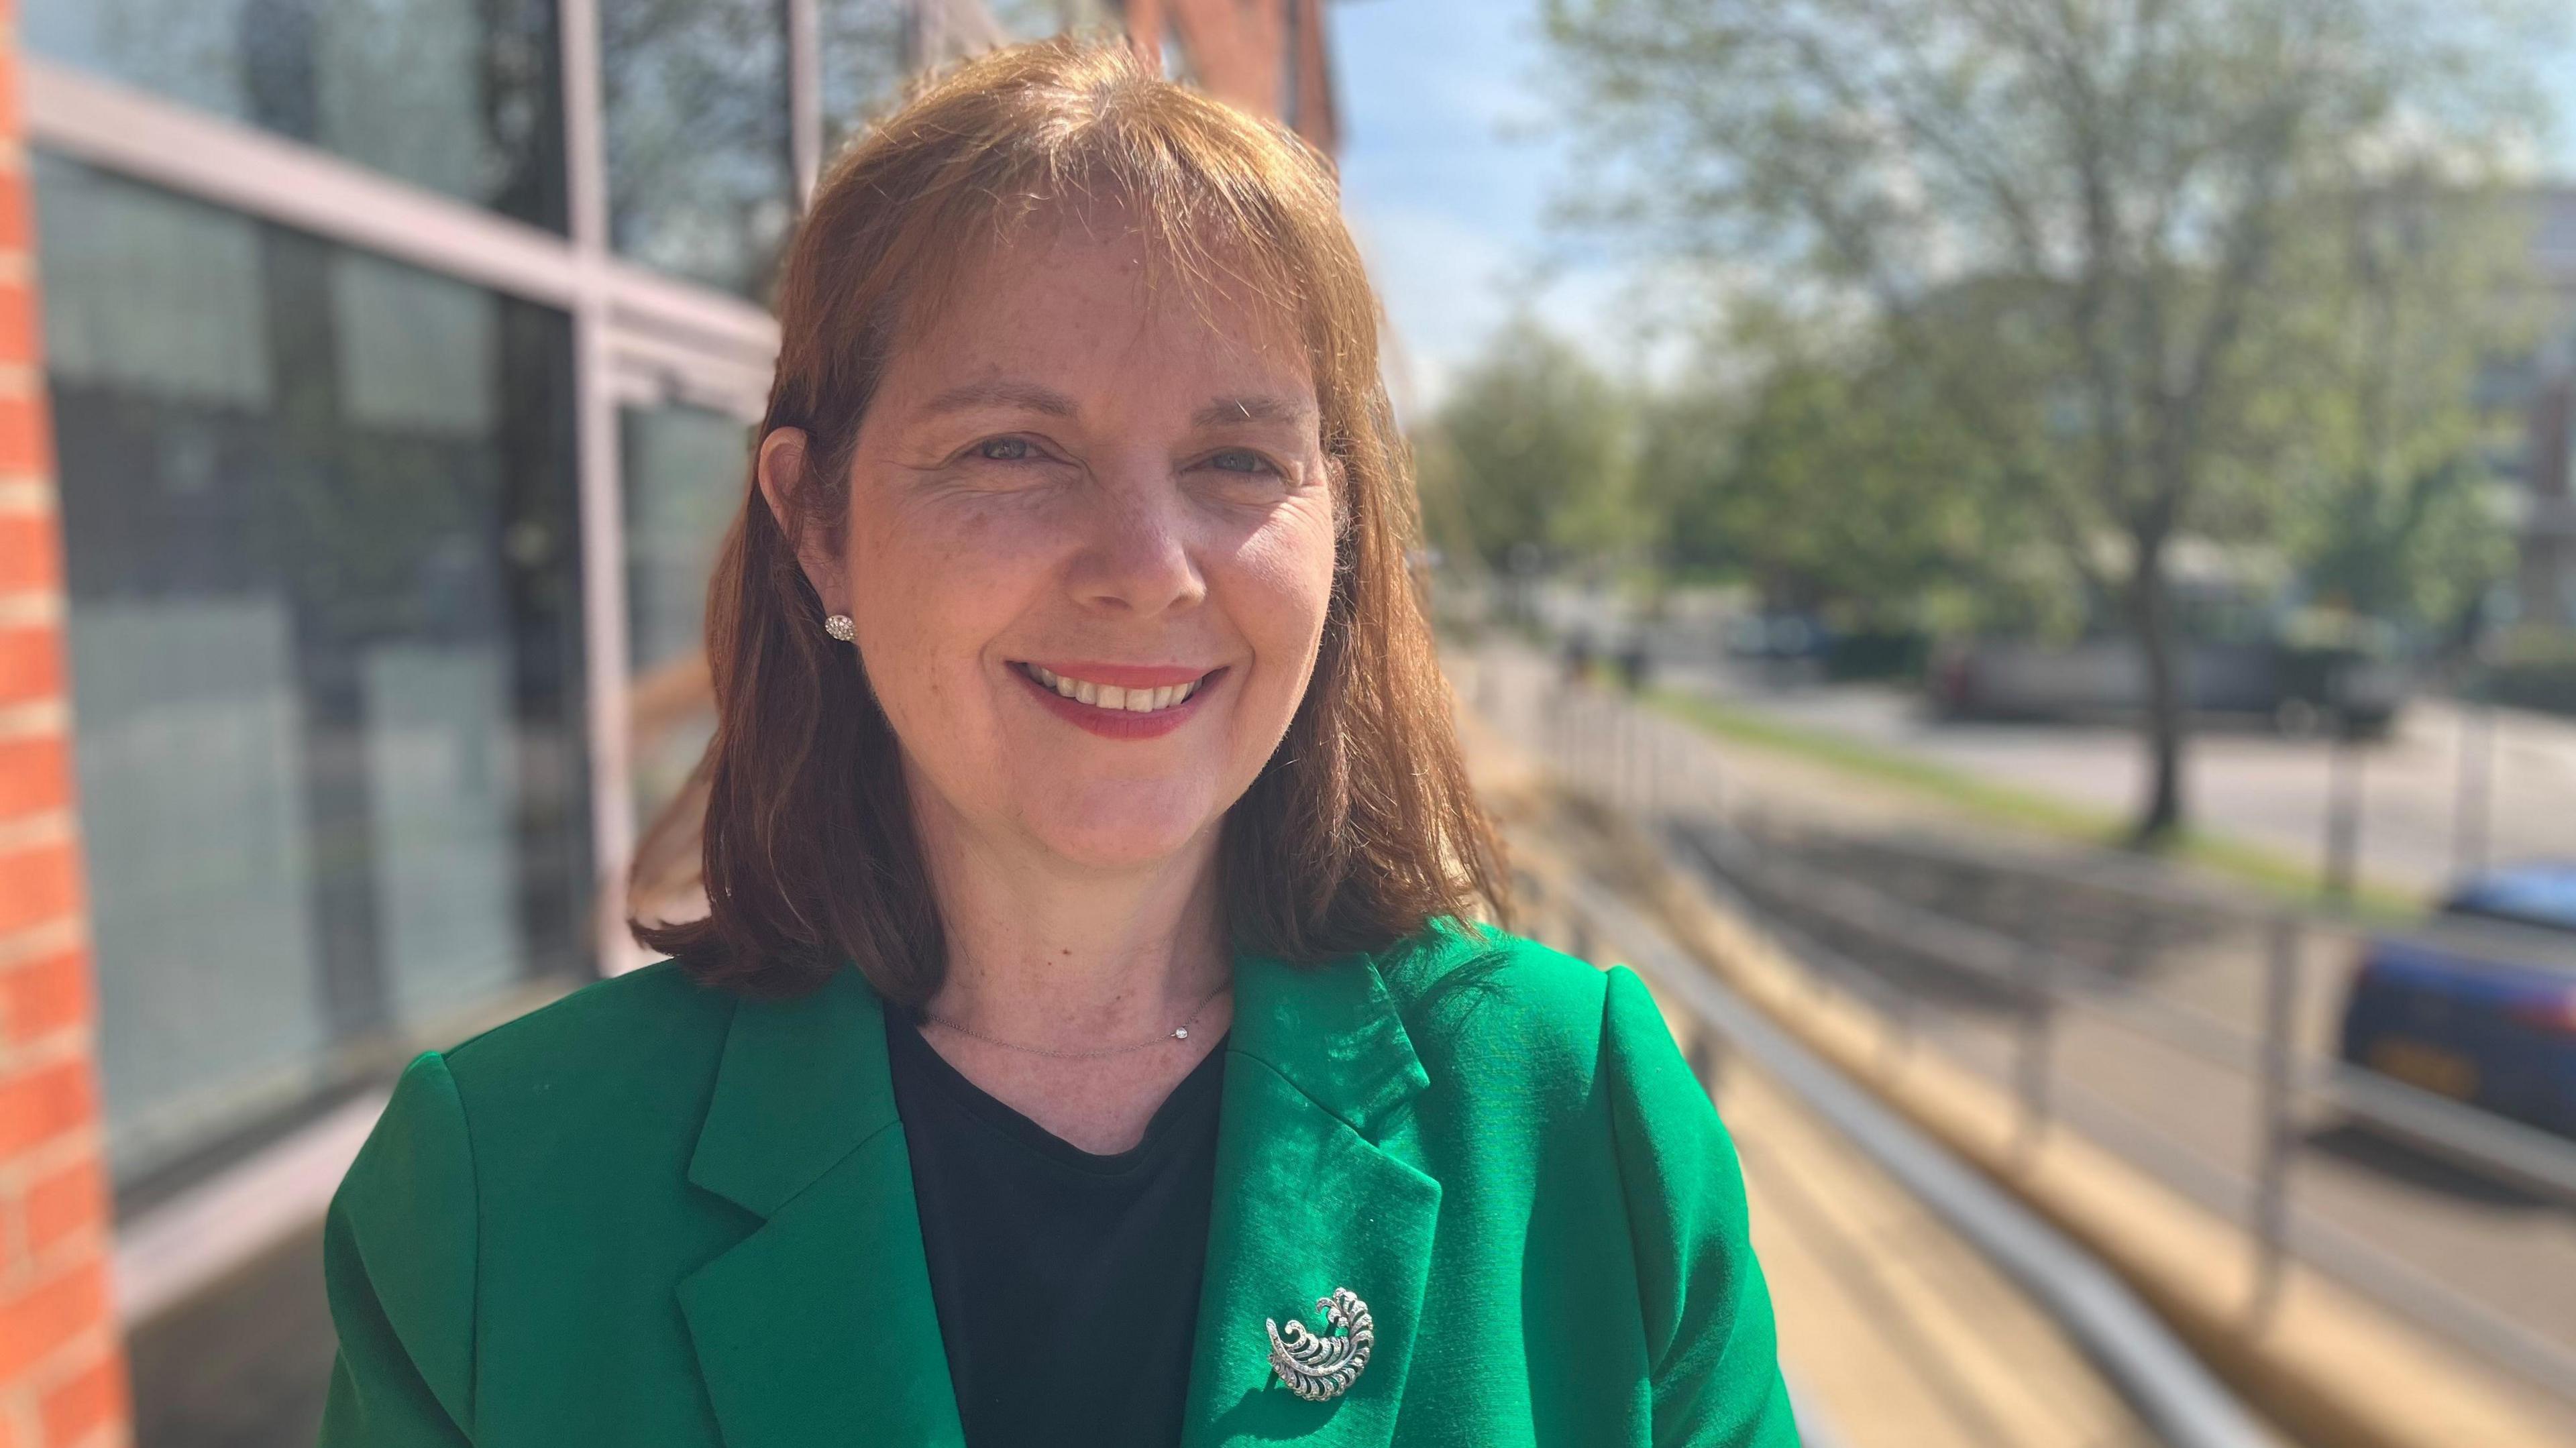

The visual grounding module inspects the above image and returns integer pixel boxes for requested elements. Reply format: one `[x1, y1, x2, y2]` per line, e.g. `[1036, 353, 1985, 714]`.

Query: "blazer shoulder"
[1373, 919, 1613, 1080]
[437, 956, 740, 1113]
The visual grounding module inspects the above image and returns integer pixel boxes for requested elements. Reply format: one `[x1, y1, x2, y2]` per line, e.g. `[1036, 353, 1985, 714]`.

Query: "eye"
[973, 436, 1036, 462]
[1205, 448, 1277, 475]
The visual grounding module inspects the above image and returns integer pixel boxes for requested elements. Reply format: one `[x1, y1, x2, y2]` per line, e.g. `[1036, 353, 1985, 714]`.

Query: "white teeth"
[1022, 664, 1209, 712]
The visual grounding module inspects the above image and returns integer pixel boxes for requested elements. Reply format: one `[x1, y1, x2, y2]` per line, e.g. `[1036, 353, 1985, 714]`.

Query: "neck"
[909, 781, 1232, 1052]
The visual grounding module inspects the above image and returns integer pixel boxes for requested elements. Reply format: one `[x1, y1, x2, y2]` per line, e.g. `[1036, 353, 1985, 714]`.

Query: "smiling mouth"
[1014, 662, 1216, 714]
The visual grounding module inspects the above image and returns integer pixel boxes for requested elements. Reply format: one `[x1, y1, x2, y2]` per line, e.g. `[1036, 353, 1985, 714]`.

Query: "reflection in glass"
[23, 0, 565, 231]
[989, 0, 1122, 40]
[818, 1, 1126, 160]
[818, 0, 912, 160]
[34, 155, 590, 1186]
[600, 0, 796, 298]
[623, 404, 749, 826]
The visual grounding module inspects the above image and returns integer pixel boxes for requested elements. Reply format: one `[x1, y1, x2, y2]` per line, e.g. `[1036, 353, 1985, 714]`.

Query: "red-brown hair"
[631, 37, 1507, 1001]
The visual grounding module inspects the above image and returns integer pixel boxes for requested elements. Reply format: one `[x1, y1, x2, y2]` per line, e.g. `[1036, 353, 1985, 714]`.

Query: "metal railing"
[1481, 649, 2576, 1410]
[1521, 862, 2273, 1448]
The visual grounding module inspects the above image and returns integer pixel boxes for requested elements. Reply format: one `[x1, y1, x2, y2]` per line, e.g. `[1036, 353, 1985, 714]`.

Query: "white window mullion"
[556, 0, 645, 977]
[790, 0, 824, 206]
[21, 58, 580, 310]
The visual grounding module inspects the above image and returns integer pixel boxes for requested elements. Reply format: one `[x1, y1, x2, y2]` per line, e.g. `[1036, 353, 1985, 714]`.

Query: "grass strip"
[1644, 687, 2422, 922]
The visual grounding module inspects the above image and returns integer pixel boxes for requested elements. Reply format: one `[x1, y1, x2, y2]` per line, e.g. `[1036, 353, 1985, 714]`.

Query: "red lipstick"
[1010, 662, 1226, 740]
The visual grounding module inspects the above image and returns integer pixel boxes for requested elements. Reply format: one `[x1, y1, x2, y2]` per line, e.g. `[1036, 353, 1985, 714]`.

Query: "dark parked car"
[2337, 863, 2576, 1139]
[1929, 636, 2408, 735]
[1725, 610, 1833, 665]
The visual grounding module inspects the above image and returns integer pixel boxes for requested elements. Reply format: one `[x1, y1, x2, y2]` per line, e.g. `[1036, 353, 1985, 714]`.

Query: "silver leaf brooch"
[1266, 1286, 1373, 1402]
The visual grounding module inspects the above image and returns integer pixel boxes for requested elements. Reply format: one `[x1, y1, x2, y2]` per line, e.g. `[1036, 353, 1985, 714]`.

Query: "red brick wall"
[0, 9, 131, 1448]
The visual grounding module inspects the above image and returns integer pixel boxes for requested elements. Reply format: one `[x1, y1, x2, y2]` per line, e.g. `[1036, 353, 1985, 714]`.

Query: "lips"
[1019, 661, 1209, 714]
[1009, 660, 1228, 740]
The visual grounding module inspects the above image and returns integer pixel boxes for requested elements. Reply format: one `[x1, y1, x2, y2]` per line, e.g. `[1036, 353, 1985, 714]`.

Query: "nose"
[1067, 465, 1208, 617]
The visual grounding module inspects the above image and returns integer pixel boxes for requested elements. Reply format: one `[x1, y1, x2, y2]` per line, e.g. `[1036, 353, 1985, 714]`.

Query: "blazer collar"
[684, 963, 897, 1217]
[676, 966, 965, 1448]
[1178, 946, 1444, 1447]
[674, 944, 1444, 1448]
[1223, 942, 1431, 1137]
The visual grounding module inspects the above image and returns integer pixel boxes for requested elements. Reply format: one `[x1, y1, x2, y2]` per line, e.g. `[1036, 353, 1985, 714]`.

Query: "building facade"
[0, 1, 1336, 1442]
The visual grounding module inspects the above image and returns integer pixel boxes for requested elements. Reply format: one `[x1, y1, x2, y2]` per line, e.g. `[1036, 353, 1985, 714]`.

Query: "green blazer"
[316, 922, 1799, 1447]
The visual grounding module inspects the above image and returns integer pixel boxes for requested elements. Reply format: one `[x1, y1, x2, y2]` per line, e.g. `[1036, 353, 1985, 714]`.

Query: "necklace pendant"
[1173, 1026, 1189, 1040]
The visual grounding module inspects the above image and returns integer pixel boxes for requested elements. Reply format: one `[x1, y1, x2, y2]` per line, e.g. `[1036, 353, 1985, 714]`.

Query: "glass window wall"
[818, 0, 914, 160]
[990, 0, 1121, 40]
[600, 0, 797, 298]
[623, 402, 751, 825]
[23, 0, 566, 231]
[34, 156, 592, 1187]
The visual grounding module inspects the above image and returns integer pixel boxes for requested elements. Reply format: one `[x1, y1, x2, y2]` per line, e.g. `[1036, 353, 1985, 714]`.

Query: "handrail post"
[2251, 914, 2302, 1323]
[1687, 1024, 1725, 1099]
[2014, 883, 2055, 1157]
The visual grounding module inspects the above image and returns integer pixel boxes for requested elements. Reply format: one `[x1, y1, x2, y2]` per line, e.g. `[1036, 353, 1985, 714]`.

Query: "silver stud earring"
[824, 613, 856, 642]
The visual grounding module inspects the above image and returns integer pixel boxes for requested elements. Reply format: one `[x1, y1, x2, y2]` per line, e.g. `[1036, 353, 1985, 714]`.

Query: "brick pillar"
[0, 11, 132, 1448]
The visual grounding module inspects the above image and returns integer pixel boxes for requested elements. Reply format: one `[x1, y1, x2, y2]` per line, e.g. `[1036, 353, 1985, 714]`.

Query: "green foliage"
[1417, 318, 1644, 572]
[2255, 181, 2537, 631]
[1693, 317, 2093, 634]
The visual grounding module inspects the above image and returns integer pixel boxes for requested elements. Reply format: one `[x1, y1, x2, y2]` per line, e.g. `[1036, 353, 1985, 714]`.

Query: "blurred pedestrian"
[1617, 636, 1652, 693]
[1562, 628, 1596, 687]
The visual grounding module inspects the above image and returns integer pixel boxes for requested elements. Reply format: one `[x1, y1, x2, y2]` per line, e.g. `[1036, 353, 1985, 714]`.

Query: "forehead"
[884, 204, 1316, 400]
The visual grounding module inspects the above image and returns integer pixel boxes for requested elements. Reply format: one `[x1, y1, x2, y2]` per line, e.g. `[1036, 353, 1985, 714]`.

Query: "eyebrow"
[1191, 394, 1312, 428]
[918, 381, 1311, 429]
[920, 380, 1079, 417]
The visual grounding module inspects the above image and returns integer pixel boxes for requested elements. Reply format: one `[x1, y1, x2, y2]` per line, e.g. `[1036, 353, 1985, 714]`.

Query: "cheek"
[1231, 500, 1339, 665]
[845, 496, 1042, 707]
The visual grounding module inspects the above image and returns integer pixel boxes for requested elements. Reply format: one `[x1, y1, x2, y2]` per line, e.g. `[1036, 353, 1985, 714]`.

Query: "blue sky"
[1332, 2, 2576, 413]
[1327, 0, 1638, 411]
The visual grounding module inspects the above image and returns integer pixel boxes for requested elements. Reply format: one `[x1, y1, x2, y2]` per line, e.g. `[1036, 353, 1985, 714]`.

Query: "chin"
[1024, 801, 1219, 873]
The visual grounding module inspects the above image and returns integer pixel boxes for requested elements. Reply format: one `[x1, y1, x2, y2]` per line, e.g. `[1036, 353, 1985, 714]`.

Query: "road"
[1527, 582, 2576, 897]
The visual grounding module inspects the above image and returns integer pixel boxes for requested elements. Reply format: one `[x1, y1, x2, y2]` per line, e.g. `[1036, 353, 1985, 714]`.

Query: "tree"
[1545, 0, 2559, 843]
[1417, 319, 1644, 573]
[1638, 313, 2066, 634]
[2266, 177, 2535, 637]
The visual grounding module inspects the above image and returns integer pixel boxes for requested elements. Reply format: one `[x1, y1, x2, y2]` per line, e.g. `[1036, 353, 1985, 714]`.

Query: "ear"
[755, 427, 850, 612]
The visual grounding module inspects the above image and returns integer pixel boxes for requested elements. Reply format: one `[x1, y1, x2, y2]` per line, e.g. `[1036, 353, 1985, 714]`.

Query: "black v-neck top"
[885, 1010, 1230, 1448]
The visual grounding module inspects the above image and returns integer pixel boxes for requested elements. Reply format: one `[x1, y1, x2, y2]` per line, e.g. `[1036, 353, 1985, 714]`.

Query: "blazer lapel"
[1181, 949, 1443, 1447]
[675, 964, 965, 1448]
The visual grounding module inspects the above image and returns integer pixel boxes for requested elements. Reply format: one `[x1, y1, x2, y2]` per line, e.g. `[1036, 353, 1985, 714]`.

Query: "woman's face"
[777, 217, 1339, 876]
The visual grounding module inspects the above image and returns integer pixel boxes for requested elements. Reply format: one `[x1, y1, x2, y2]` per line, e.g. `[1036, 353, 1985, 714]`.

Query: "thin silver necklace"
[918, 979, 1232, 1060]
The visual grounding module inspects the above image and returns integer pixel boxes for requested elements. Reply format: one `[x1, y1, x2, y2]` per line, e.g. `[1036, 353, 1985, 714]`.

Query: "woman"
[317, 38, 1796, 1448]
